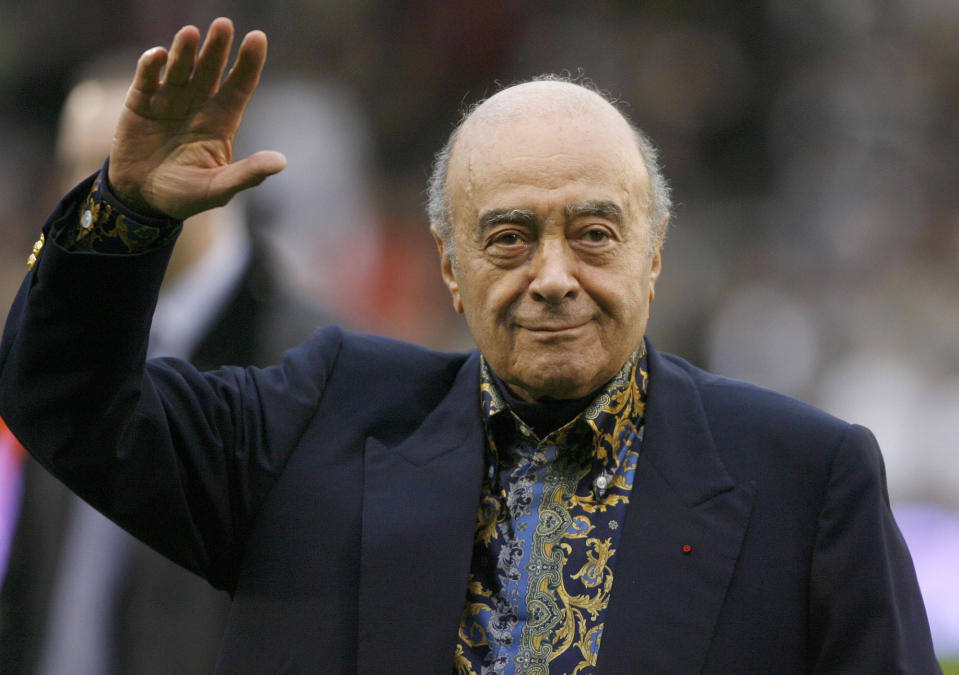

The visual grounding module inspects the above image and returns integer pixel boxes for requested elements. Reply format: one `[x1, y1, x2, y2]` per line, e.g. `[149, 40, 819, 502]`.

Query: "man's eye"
[582, 228, 610, 243]
[491, 232, 523, 246]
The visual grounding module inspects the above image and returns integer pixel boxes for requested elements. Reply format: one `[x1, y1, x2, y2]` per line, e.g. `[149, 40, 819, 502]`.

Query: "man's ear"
[649, 249, 662, 304]
[648, 216, 666, 303]
[432, 228, 463, 314]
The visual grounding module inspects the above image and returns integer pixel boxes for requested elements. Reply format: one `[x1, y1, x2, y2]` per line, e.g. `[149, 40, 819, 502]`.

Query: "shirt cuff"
[58, 158, 181, 254]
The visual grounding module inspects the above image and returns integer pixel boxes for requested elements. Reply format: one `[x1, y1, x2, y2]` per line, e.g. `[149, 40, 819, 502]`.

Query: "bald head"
[427, 77, 671, 257]
[459, 79, 629, 135]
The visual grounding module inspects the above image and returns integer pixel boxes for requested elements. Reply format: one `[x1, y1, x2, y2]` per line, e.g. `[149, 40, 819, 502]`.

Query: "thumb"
[210, 150, 288, 201]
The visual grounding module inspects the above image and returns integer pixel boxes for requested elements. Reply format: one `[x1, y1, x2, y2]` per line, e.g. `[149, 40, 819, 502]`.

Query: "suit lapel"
[357, 352, 485, 675]
[598, 346, 755, 673]
[356, 345, 756, 673]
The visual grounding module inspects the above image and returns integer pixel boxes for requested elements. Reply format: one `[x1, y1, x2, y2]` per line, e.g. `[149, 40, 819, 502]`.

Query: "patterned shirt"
[456, 344, 649, 675]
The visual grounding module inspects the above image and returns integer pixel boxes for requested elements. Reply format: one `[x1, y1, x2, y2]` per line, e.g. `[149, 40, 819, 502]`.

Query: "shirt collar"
[479, 340, 649, 475]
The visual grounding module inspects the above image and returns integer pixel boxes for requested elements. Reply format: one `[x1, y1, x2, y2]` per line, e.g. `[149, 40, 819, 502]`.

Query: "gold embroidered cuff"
[68, 173, 178, 253]
[26, 233, 45, 270]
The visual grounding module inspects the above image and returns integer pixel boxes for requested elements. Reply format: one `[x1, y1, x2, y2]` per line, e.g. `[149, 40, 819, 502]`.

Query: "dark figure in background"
[0, 67, 326, 673]
[0, 19, 940, 673]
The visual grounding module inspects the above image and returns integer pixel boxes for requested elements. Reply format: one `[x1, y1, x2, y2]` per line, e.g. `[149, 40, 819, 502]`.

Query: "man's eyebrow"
[478, 208, 539, 230]
[565, 201, 623, 224]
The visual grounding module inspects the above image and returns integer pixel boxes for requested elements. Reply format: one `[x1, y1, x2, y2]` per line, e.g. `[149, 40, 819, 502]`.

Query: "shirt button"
[81, 209, 93, 230]
[593, 471, 612, 500]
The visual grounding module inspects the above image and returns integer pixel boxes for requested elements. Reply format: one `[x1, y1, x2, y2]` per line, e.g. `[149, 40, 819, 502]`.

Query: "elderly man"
[0, 18, 938, 674]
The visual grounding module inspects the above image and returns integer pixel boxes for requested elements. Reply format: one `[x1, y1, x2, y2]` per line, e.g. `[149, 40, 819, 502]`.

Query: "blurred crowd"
[1, 0, 957, 663]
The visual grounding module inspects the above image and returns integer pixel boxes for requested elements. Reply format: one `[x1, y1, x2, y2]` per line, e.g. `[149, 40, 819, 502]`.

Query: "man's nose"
[528, 237, 578, 304]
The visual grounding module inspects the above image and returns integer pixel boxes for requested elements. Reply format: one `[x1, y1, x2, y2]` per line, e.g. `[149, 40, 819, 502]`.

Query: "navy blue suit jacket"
[0, 181, 939, 673]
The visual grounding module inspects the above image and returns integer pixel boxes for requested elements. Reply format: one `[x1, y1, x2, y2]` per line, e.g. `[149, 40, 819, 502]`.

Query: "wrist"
[106, 159, 170, 219]
[58, 159, 182, 254]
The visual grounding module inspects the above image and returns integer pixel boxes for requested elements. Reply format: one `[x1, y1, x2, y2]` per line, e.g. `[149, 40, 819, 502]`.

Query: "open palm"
[108, 18, 286, 220]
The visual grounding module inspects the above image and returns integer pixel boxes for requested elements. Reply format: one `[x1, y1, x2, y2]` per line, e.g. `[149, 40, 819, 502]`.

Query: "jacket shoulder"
[272, 326, 472, 403]
[651, 349, 861, 488]
[337, 329, 472, 377]
[658, 351, 848, 435]
[296, 328, 477, 439]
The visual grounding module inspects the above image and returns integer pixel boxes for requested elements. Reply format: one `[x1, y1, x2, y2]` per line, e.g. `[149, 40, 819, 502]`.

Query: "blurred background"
[0, 0, 957, 666]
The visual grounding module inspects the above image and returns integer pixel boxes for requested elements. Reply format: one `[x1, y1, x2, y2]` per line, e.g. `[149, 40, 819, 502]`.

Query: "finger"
[192, 17, 235, 96]
[131, 47, 168, 96]
[163, 24, 201, 86]
[216, 30, 268, 112]
[209, 150, 287, 203]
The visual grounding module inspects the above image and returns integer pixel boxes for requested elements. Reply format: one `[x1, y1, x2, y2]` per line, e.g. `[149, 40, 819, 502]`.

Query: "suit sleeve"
[808, 423, 941, 673]
[0, 182, 338, 592]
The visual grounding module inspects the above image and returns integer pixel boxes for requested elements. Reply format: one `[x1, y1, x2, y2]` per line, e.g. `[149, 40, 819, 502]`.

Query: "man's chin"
[509, 365, 605, 402]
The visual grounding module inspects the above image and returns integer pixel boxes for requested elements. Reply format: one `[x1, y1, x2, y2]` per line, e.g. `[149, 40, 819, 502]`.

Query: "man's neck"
[490, 370, 598, 439]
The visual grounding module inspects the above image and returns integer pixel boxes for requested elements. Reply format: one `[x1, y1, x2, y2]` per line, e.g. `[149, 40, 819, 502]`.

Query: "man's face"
[436, 88, 662, 401]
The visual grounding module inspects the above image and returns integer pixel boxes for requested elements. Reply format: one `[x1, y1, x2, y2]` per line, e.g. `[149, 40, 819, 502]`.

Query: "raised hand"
[108, 18, 287, 220]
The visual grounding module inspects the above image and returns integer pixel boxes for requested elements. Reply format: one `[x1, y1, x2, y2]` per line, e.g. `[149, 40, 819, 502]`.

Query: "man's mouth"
[518, 320, 589, 333]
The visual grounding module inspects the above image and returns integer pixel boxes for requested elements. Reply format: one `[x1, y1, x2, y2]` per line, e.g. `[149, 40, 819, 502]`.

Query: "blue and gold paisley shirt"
[455, 345, 649, 675]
